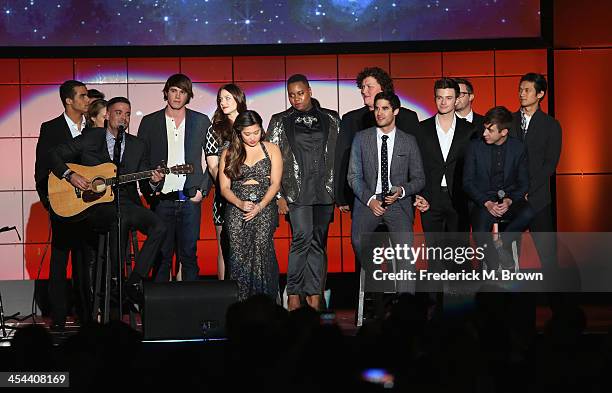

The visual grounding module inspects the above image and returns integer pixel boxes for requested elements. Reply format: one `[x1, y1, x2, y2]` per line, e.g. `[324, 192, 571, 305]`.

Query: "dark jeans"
[48, 214, 90, 326]
[286, 204, 334, 296]
[151, 199, 201, 282]
[471, 199, 534, 269]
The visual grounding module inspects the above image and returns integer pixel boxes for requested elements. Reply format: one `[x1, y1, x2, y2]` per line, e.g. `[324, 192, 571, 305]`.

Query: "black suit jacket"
[50, 127, 150, 206]
[469, 112, 486, 139]
[137, 108, 211, 201]
[463, 136, 528, 207]
[415, 115, 474, 207]
[334, 105, 420, 206]
[34, 114, 76, 209]
[509, 109, 562, 212]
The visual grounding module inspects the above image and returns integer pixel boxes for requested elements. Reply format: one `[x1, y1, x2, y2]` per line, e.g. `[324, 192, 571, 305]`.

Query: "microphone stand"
[113, 126, 125, 320]
[0, 226, 23, 337]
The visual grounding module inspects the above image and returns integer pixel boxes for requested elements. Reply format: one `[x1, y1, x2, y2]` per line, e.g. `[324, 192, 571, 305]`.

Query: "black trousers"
[471, 199, 534, 269]
[420, 189, 470, 233]
[47, 214, 90, 326]
[420, 190, 470, 273]
[418, 189, 470, 302]
[85, 199, 167, 282]
[527, 203, 559, 292]
[286, 204, 334, 296]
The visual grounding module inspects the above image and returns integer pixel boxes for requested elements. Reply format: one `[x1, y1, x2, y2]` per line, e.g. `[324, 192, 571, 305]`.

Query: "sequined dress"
[223, 142, 279, 301]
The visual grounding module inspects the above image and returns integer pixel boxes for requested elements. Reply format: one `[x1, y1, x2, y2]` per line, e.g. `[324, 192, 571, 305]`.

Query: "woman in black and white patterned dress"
[205, 84, 247, 279]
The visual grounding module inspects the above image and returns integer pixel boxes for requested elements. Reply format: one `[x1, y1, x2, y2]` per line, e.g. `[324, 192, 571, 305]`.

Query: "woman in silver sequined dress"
[219, 110, 282, 301]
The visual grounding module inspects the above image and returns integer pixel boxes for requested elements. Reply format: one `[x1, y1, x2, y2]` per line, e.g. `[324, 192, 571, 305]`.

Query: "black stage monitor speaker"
[142, 280, 238, 340]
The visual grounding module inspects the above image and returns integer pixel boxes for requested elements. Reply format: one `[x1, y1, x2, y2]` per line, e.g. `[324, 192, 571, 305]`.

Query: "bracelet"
[64, 170, 74, 181]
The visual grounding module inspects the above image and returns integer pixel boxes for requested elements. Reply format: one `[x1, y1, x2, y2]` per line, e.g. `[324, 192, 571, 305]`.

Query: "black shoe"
[123, 282, 144, 312]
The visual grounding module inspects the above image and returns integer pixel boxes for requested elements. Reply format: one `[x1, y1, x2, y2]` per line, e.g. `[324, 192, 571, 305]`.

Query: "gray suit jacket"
[348, 127, 425, 217]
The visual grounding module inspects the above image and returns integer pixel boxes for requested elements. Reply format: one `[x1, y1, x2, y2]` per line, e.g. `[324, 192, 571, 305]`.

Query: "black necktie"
[381, 135, 389, 196]
[113, 137, 122, 164]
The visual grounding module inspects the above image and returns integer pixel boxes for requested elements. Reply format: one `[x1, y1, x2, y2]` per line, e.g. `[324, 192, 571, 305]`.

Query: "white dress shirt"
[456, 110, 473, 123]
[367, 127, 405, 206]
[63, 112, 86, 138]
[161, 114, 187, 194]
[435, 114, 456, 187]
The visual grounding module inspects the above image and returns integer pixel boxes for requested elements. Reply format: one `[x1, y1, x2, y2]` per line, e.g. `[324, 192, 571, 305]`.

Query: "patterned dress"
[223, 142, 279, 301]
[205, 126, 229, 225]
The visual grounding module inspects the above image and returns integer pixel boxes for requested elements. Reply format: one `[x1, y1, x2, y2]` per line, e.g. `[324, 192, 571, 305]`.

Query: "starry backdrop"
[0, 0, 541, 46]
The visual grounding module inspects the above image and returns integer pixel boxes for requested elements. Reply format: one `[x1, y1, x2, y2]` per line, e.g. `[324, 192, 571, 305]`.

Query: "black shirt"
[292, 109, 331, 205]
[490, 141, 507, 201]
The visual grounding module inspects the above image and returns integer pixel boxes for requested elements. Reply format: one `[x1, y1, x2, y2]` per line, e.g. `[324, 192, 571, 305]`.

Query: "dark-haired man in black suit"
[34, 80, 91, 330]
[335, 67, 420, 212]
[50, 97, 167, 308]
[415, 78, 474, 235]
[138, 74, 211, 282]
[509, 73, 562, 282]
[414, 78, 474, 295]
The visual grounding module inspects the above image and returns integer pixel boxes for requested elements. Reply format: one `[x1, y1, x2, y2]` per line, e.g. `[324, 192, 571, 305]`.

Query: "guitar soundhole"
[82, 177, 107, 203]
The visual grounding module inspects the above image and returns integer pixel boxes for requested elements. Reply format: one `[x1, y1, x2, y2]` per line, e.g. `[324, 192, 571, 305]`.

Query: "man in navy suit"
[138, 74, 211, 282]
[463, 106, 532, 270]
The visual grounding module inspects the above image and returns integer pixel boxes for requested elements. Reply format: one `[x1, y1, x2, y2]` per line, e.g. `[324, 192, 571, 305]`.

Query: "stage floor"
[2, 305, 612, 346]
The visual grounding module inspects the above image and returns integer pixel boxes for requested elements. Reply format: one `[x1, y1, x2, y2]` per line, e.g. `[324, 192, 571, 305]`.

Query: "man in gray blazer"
[348, 92, 425, 294]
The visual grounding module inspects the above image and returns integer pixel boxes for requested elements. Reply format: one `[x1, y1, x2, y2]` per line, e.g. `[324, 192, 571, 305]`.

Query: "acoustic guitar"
[48, 162, 193, 218]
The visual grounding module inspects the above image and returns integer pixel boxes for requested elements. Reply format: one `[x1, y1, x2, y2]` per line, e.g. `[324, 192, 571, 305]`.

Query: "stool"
[91, 230, 139, 327]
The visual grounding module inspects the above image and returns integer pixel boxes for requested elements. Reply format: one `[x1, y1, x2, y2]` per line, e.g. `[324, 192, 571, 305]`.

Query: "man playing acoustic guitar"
[50, 97, 167, 310]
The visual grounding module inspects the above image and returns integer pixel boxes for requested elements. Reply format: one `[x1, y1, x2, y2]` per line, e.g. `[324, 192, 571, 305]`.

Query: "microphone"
[242, 192, 259, 229]
[497, 190, 506, 204]
[381, 186, 399, 208]
[117, 123, 126, 133]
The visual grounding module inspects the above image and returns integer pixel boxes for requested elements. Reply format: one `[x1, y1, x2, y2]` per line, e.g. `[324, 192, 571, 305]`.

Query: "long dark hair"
[224, 110, 264, 180]
[211, 84, 247, 147]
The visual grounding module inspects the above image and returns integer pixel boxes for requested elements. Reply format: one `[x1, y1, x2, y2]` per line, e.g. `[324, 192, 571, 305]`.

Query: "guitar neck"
[106, 168, 169, 186]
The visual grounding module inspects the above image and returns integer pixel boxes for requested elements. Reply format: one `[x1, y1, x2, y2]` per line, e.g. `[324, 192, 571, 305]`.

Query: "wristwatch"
[63, 170, 74, 181]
